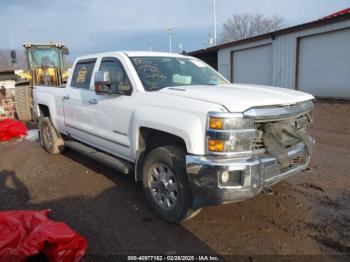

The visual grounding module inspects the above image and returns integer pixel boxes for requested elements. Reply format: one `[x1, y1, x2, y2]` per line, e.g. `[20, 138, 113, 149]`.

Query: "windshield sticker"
[76, 66, 88, 83]
[190, 60, 207, 68]
[172, 74, 192, 85]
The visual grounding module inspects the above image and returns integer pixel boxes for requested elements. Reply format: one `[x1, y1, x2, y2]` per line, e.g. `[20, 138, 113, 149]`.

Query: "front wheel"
[142, 146, 199, 223]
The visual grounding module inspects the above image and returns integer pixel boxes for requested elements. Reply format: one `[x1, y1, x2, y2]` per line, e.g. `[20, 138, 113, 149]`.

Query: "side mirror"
[62, 47, 69, 55]
[94, 71, 132, 96]
[95, 71, 112, 95]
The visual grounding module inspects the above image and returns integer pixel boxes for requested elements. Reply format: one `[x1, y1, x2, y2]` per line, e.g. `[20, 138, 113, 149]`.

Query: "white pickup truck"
[33, 51, 315, 223]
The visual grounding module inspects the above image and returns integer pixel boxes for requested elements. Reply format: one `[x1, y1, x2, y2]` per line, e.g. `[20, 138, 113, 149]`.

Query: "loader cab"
[23, 43, 69, 87]
[13, 43, 70, 121]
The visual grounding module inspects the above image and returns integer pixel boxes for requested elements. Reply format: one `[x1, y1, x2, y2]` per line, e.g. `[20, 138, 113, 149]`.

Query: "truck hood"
[159, 84, 315, 112]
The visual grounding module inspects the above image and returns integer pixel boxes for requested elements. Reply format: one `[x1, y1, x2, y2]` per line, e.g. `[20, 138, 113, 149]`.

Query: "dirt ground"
[0, 101, 349, 260]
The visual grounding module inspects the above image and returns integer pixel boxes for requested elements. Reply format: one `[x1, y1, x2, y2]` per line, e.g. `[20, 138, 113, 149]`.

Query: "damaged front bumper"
[186, 142, 311, 209]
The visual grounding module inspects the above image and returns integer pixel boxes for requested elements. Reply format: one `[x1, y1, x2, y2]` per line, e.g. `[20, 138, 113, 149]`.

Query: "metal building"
[189, 9, 350, 99]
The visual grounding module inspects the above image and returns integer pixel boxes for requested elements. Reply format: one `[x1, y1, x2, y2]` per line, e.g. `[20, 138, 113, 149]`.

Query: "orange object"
[208, 139, 225, 152]
[209, 117, 224, 130]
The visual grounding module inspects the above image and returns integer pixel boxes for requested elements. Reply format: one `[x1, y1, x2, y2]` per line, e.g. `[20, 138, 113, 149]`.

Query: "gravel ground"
[0, 101, 349, 260]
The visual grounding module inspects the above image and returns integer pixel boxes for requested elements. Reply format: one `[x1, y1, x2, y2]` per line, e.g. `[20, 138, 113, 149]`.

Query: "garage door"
[232, 44, 273, 85]
[298, 29, 350, 98]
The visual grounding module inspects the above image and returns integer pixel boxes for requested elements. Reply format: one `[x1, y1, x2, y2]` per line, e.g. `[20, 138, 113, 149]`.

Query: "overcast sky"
[1, 0, 349, 58]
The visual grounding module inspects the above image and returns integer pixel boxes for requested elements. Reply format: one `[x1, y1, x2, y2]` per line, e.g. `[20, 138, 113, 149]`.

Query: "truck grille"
[252, 113, 311, 151]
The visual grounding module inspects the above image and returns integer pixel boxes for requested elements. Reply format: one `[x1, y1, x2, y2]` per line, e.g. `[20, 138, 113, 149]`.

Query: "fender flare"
[36, 93, 59, 129]
[130, 106, 207, 181]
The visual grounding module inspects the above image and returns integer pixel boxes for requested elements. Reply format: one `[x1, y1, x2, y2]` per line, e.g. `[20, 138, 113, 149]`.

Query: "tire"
[142, 145, 199, 223]
[39, 117, 65, 154]
[15, 85, 32, 121]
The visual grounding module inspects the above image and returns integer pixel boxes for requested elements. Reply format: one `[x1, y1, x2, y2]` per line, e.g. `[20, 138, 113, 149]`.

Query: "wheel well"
[135, 127, 187, 181]
[38, 104, 50, 117]
[139, 127, 187, 153]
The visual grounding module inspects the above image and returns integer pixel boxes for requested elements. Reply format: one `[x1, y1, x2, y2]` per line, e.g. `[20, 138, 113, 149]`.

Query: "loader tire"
[15, 85, 32, 121]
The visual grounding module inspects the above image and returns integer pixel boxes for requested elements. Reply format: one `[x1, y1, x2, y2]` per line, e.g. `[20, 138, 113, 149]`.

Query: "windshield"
[130, 56, 229, 91]
[27, 47, 62, 69]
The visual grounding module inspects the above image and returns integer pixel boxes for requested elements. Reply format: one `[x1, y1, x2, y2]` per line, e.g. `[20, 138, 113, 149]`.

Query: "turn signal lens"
[208, 139, 225, 152]
[209, 117, 224, 130]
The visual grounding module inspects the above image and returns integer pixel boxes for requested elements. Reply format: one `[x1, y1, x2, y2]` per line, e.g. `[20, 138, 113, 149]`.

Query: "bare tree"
[220, 14, 284, 43]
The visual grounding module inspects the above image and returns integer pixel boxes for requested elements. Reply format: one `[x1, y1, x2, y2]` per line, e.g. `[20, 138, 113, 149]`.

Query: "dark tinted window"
[71, 59, 96, 89]
[99, 57, 132, 94]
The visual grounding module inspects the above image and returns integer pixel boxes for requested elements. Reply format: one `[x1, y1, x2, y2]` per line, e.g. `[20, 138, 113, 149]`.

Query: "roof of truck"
[76, 51, 190, 60]
[124, 51, 188, 57]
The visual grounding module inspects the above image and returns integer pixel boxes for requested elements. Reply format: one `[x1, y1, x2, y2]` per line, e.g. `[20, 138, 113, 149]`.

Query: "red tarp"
[0, 119, 28, 142]
[0, 210, 87, 262]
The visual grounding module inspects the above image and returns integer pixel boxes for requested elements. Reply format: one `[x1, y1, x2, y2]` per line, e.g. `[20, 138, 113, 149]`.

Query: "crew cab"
[33, 51, 315, 223]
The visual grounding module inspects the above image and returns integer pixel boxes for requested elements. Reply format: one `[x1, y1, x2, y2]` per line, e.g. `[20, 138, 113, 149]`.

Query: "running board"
[64, 140, 133, 174]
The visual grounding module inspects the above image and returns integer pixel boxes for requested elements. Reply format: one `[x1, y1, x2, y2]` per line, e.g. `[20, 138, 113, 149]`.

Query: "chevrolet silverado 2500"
[33, 51, 315, 223]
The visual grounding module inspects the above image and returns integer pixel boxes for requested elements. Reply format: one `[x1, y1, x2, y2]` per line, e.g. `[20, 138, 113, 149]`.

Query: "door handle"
[63, 95, 70, 100]
[89, 99, 98, 104]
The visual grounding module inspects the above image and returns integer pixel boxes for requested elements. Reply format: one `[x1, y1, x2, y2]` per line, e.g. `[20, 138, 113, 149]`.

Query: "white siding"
[298, 28, 350, 98]
[232, 44, 273, 85]
[273, 19, 350, 90]
[218, 38, 272, 80]
[217, 18, 350, 98]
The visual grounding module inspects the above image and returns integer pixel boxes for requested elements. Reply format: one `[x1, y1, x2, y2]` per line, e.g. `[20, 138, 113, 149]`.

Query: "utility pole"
[167, 26, 173, 53]
[213, 0, 217, 45]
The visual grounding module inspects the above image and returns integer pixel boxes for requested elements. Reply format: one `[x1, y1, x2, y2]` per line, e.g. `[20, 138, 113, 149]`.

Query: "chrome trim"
[186, 141, 311, 207]
[206, 128, 256, 140]
[207, 150, 253, 158]
[206, 128, 256, 133]
[243, 100, 315, 121]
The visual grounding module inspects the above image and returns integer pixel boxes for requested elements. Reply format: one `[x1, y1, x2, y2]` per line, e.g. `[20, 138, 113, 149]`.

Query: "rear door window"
[71, 59, 96, 89]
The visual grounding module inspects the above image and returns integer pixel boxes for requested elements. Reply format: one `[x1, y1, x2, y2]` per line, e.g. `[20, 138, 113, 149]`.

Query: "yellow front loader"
[14, 43, 69, 121]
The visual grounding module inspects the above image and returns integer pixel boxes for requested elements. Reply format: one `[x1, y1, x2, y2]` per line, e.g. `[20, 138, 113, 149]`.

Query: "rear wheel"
[15, 85, 32, 121]
[142, 145, 199, 223]
[39, 117, 65, 154]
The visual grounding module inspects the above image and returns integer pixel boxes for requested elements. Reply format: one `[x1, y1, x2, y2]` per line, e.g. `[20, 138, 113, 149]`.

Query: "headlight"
[207, 113, 256, 155]
[209, 116, 254, 130]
